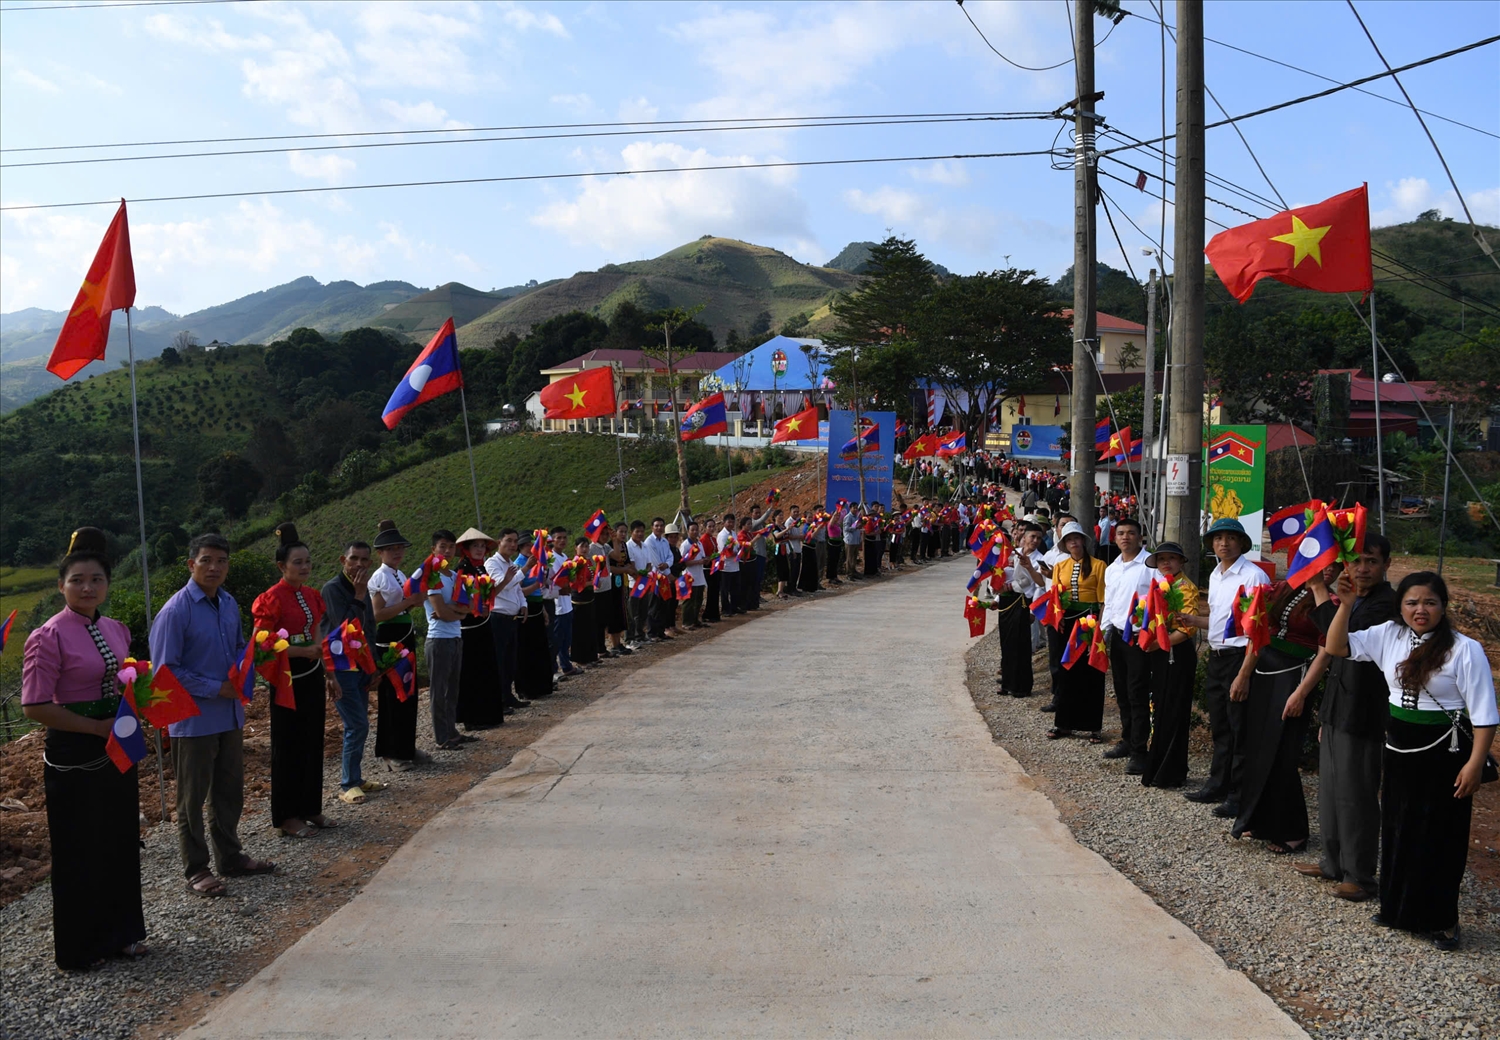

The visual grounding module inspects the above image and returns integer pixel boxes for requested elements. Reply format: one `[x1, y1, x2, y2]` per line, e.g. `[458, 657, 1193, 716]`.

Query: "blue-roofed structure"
[701, 336, 835, 393]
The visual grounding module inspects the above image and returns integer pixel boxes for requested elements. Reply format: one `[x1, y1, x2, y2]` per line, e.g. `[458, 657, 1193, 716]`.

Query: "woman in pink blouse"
[21, 528, 148, 970]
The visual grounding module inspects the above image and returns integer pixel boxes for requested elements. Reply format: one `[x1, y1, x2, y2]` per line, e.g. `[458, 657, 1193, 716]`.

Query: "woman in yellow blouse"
[1139, 542, 1200, 788]
[1048, 522, 1106, 741]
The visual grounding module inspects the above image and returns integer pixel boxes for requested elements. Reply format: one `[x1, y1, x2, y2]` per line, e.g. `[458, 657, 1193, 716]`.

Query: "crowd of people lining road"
[19, 493, 973, 971]
[16, 455, 1497, 970]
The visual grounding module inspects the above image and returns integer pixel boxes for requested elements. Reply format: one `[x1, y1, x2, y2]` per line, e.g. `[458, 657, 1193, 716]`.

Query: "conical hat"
[455, 527, 497, 550]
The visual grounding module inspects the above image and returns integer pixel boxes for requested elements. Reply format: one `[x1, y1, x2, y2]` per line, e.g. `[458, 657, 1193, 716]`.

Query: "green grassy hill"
[368, 280, 561, 338]
[456, 237, 861, 348]
[247, 432, 794, 571]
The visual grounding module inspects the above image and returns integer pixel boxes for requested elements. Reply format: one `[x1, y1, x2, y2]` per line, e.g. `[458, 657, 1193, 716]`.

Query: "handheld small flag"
[1238, 585, 1271, 652]
[105, 689, 149, 773]
[1286, 509, 1341, 588]
[1061, 617, 1092, 670]
[1227, 585, 1248, 642]
[382, 318, 464, 429]
[116, 658, 201, 729]
[228, 640, 257, 703]
[1267, 500, 1324, 552]
[584, 510, 609, 543]
[676, 573, 693, 600]
[0, 609, 15, 655]
[1121, 592, 1139, 645]
[964, 596, 987, 638]
[630, 574, 654, 599]
[1087, 616, 1110, 672]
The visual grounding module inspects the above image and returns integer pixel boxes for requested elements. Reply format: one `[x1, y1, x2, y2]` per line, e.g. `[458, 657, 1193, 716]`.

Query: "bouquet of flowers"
[250, 627, 296, 708]
[373, 642, 418, 702]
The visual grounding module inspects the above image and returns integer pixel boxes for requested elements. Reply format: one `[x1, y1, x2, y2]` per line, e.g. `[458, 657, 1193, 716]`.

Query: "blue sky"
[1, 0, 1496, 317]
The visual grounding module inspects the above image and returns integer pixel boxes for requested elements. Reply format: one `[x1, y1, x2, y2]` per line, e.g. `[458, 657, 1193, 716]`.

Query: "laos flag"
[583, 510, 609, 543]
[1286, 509, 1340, 588]
[382, 318, 464, 429]
[106, 691, 149, 773]
[680, 393, 728, 441]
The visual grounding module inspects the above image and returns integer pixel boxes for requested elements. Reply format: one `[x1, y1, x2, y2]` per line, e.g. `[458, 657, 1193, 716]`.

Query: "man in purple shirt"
[150, 534, 273, 897]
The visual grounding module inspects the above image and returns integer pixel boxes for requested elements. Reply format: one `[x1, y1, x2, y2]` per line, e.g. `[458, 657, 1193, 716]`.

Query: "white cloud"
[377, 98, 467, 129]
[497, 2, 569, 38]
[354, 1, 484, 91]
[239, 13, 363, 133]
[11, 69, 60, 93]
[617, 96, 658, 123]
[1370, 176, 1500, 227]
[910, 160, 969, 186]
[533, 141, 814, 254]
[844, 186, 1000, 254]
[551, 93, 594, 111]
[143, 13, 273, 51]
[288, 151, 357, 183]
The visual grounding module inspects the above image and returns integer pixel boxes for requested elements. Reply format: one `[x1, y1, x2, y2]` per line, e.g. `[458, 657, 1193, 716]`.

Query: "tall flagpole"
[458, 386, 483, 528]
[125, 309, 168, 822]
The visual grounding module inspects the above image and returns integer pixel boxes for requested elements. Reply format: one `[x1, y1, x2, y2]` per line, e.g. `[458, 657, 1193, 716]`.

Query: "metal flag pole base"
[125, 309, 168, 823]
[458, 386, 483, 529]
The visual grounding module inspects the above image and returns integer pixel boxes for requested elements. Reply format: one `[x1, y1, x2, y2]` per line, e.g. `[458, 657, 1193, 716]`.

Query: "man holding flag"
[151, 534, 274, 897]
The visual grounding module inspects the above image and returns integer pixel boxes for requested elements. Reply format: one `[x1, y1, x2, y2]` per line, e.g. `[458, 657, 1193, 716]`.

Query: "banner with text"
[826, 409, 895, 510]
[1204, 424, 1267, 561]
[1008, 423, 1066, 460]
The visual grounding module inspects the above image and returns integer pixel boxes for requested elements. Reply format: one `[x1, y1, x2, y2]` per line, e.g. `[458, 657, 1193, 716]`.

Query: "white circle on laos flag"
[114, 714, 138, 739]
[1299, 536, 1321, 558]
[409, 364, 433, 392]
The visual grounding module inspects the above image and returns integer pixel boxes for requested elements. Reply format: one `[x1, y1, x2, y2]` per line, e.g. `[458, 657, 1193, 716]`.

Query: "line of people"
[977, 503, 1497, 952]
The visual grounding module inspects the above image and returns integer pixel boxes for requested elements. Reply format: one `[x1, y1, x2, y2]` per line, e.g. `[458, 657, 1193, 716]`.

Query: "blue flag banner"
[1009, 424, 1066, 460]
[825, 410, 895, 511]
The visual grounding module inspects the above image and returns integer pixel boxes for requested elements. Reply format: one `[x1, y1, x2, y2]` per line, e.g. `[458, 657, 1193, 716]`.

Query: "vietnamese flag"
[47, 200, 136, 380]
[540, 365, 616, 420]
[902, 433, 940, 460]
[1205, 185, 1373, 303]
[1087, 615, 1110, 672]
[771, 406, 819, 443]
[132, 663, 202, 728]
[963, 596, 987, 638]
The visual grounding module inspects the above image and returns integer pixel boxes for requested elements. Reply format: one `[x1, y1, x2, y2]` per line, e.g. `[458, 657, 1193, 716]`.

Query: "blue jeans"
[333, 672, 370, 790]
[551, 609, 574, 673]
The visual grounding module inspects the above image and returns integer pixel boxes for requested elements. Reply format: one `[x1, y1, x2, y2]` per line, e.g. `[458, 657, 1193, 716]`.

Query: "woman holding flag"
[454, 528, 504, 730]
[515, 532, 555, 699]
[251, 524, 333, 838]
[21, 528, 148, 969]
[603, 523, 635, 654]
[1045, 523, 1106, 742]
[570, 535, 600, 667]
[1139, 543, 1201, 789]
[368, 520, 429, 769]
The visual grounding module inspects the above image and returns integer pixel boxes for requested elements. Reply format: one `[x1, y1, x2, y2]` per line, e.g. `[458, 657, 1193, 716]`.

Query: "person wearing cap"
[252, 523, 332, 836]
[368, 520, 433, 769]
[21, 528, 149, 967]
[1139, 541, 1201, 788]
[1178, 517, 1270, 815]
[1046, 522, 1106, 742]
[1100, 517, 1157, 773]
[153, 532, 274, 896]
[323, 539, 385, 803]
[450, 527, 506, 727]
[423, 529, 470, 750]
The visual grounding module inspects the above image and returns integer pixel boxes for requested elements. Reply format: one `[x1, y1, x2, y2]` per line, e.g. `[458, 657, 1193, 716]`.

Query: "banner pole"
[125, 310, 168, 823]
[458, 386, 483, 529]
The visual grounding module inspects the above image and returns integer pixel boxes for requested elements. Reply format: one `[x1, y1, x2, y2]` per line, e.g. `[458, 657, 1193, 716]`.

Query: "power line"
[1119, 7, 1497, 140]
[956, 0, 1073, 71]
[1, 110, 1053, 155]
[0, 0, 246, 9]
[0, 113, 1055, 170]
[1097, 35, 1500, 157]
[1345, 1, 1499, 272]
[0, 146, 1067, 212]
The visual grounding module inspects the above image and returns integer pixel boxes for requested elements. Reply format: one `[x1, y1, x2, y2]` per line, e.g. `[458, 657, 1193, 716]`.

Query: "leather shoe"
[1124, 756, 1148, 775]
[1183, 786, 1226, 803]
[1333, 883, 1372, 902]
[1102, 743, 1130, 760]
[1211, 799, 1240, 818]
[1293, 862, 1330, 878]
[1010, 689, 1031, 699]
[1038, 701, 1057, 713]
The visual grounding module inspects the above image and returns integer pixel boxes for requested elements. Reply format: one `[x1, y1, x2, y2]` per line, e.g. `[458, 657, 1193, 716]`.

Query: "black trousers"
[1204, 646, 1249, 797]
[491, 613, 519, 702]
[995, 592, 1034, 695]
[720, 568, 740, 615]
[1109, 632, 1152, 757]
[703, 571, 722, 621]
[825, 541, 843, 582]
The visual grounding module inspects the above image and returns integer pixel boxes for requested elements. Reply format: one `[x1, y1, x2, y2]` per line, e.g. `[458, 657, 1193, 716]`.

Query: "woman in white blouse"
[1324, 571, 1497, 951]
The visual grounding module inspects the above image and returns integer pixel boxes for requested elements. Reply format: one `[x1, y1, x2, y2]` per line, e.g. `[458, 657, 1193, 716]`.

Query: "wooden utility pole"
[1164, 0, 1206, 568]
[1067, 0, 1099, 532]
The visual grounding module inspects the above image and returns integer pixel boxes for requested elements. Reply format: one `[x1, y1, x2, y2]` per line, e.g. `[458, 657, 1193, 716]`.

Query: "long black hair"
[1394, 571, 1455, 694]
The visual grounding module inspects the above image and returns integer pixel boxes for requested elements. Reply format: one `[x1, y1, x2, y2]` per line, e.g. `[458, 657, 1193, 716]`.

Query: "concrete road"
[188, 561, 1303, 1039]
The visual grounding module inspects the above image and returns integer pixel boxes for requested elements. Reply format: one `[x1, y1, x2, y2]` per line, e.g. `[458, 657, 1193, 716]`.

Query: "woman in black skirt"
[602, 524, 633, 653]
[569, 536, 599, 666]
[368, 520, 427, 767]
[21, 527, 148, 969]
[515, 538, 555, 699]
[1326, 571, 1497, 950]
[1046, 522, 1105, 741]
[454, 528, 504, 730]
[251, 523, 333, 837]
[1139, 542, 1200, 788]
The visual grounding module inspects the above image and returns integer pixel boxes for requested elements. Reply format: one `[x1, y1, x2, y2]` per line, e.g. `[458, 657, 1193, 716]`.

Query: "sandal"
[1088, 733, 1105, 745]
[118, 941, 151, 960]
[1266, 841, 1306, 855]
[186, 869, 227, 898]
[308, 815, 337, 829]
[359, 780, 387, 793]
[1046, 728, 1072, 740]
[222, 855, 276, 877]
[340, 787, 366, 804]
[279, 823, 318, 839]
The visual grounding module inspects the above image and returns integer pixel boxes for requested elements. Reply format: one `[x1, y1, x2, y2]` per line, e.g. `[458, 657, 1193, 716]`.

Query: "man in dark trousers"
[1298, 533, 1397, 902]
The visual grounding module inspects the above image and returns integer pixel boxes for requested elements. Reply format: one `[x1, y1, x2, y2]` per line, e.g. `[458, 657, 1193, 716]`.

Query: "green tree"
[197, 452, 263, 519]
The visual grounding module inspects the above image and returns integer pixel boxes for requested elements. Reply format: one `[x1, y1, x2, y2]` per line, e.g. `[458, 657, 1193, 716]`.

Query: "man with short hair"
[643, 518, 676, 638]
[323, 540, 383, 803]
[486, 529, 528, 711]
[1298, 533, 1397, 900]
[626, 520, 655, 641]
[545, 527, 584, 673]
[1100, 518, 1156, 773]
[678, 521, 707, 628]
[716, 514, 741, 617]
[424, 529, 470, 750]
[152, 534, 272, 896]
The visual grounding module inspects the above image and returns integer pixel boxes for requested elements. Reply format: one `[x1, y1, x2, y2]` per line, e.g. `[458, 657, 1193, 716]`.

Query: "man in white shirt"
[782, 505, 805, 592]
[625, 520, 655, 643]
[716, 514, 741, 617]
[678, 520, 708, 628]
[1100, 517, 1157, 772]
[545, 527, 581, 677]
[485, 529, 529, 711]
[1181, 517, 1270, 813]
[643, 517, 677, 639]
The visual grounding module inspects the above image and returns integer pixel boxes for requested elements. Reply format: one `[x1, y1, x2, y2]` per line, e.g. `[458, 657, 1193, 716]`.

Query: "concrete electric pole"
[1164, 0, 1205, 570]
[1067, 0, 1100, 532]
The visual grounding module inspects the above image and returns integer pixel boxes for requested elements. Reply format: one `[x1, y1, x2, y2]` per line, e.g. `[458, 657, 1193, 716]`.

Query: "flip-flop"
[118, 942, 151, 959]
